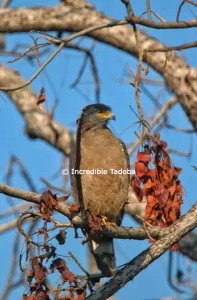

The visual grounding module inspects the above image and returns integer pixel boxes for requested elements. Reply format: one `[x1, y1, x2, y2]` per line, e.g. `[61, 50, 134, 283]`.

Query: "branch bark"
[1, 182, 197, 263]
[86, 202, 197, 300]
[0, 64, 73, 155]
[0, 182, 70, 218]
[0, 4, 197, 129]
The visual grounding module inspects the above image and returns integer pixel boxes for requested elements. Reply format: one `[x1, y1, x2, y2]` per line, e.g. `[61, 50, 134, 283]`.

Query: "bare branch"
[6, 155, 36, 192]
[0, 219, 18, 234]
[1, 230, 22, 300]
[176, 0, 197, 22]
[0, 0, 11, 8]
[146, 40, 197, 52]
[167, 148, 192, 157]
[68, 42, 100, 103]
[128, 97, 177, 155]
[146, 0, 152, 21]
[126, 15, 197, 29]
[40, 177, 70, 194]
[0, 183, 70, 217]
[0, 5, 197, 130]
[0, 20, 127, 91]
[0, 202, 32, 218]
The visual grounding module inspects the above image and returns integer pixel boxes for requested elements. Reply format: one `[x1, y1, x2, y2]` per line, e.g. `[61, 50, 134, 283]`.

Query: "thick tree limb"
[86, 202, 197, 300]
[0, 5, 197, 129]
[0, 64, 73, 155]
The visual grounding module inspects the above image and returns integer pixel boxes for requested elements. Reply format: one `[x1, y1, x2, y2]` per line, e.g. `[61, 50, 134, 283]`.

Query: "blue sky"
[0, 0, 197, 299]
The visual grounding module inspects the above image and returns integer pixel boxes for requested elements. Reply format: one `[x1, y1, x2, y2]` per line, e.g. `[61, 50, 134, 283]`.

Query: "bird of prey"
[69, 104, 130, 277]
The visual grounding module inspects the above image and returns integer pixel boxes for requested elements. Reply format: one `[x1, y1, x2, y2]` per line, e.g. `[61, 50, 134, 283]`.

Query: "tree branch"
[126, 15, 197, 29]
[86, 201, 197, 300]
[0, 64, 73, 155]
[1, 182, 197, 263]
[0, 182, 70, 217]
[0, 4, 196, 130]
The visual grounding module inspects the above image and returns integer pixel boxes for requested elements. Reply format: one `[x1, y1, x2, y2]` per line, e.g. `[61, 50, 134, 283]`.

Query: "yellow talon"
[101, 216, 117, 229]
[101, 216, 108, 227]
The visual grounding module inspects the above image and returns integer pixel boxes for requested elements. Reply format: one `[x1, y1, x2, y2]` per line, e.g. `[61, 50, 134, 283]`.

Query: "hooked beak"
[110, 113, 116, 121]
[96, 111, 116, 121]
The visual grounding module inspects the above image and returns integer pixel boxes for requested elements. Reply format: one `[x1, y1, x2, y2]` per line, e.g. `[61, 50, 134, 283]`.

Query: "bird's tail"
[89, 238, 116, 277]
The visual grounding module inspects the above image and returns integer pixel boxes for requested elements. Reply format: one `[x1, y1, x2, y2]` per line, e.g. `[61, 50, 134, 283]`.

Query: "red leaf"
[27, 269, 35, 284]
[34, 289, 51, 300]
[50, 258, 74, 284]
[31, 257, 48, 288]
[133, 133, 183, 233]
[88, 212, 103, 235]
[40, 190, 59, 222]
[23, 295, 34, 300]
[55, 230, 67, 245]
[171, 244, 179, 251]
[173, 167, 182, 176]
[57, 195, 70, 202]
[160, 140, 168, 148]
[69, 204, 80, 213]
[130, 175, 143, 201]
[135, 161, 148, 178]
[136, 152, 150, 163]
[62, 269, 75, 284]
[77, 290, 86, 300]
[38, 227, 49, 244]
[37, 87, 46, 108]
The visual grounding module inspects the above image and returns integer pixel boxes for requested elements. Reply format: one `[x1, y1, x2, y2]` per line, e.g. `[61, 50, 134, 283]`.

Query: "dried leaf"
[88, 212, 102, 235]
[134, 133, 183, 231]
[69, 204, 80, 213]
[31, 257, 47, 288]
[23, 294, 34, 300]
[55, 230, 67, 245]
[40, 190, 59, 221]
[134, 161, 148, 178]
[57, 195, 70, 202]
[160, 140, 168, 148]
[50, 258, 74, 284]
[62, 269, 75, 284]
[136, 152, 150, 163]
[130, 176, 143, 201]
[44, 245, 56, 262]
[37, 87, 46, 108]
[38, 227, 49, 244]
[27, 269, 35, 284]
[77, 290, 86, 300]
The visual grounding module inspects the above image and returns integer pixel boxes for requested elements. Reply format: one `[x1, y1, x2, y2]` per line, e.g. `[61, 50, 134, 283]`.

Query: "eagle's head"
[77, 104, 116, 129]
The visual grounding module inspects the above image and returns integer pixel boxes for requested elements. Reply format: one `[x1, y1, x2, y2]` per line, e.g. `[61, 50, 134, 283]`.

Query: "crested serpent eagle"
[69, 104, 130, 277]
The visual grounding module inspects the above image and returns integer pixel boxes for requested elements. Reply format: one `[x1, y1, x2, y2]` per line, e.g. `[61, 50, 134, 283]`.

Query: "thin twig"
[167, 148, 192, 158]
[68, 251, 90, 276]
[128, 97, 177, 155]
[0, 20, 127, 91]
[126, 14, 197, 28]
[146, 40, 197, 52]
[40, 177, 70, 194]
[146, 0, 152, 21]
